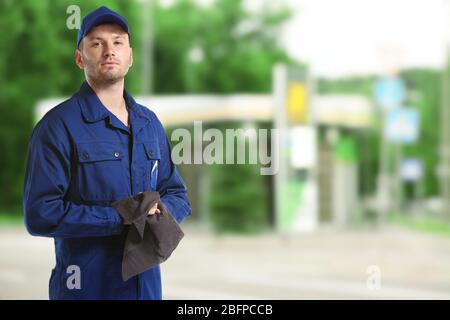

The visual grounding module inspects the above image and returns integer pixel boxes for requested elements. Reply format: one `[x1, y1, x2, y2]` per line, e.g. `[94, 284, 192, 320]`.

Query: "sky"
[160, 0, 449, 78]
[278, 0, 449, 78]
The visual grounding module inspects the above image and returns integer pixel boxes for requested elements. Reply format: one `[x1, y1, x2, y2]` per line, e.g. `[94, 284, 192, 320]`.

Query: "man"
[23, 6, 191, 300]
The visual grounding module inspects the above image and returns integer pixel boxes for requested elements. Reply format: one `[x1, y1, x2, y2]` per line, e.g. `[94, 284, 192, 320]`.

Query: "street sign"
[289, 126, 316, 169]
[374, 77, 406, 110]
[385, 108, 420, 144]
[400, 159, 423, 182]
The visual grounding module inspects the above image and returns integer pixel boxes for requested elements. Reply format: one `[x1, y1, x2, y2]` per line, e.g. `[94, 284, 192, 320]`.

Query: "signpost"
[385, 108, 420, 144]
[400, 159, 423, 182]
[373, 76, 407, 222]
[374, 77, 406, 111]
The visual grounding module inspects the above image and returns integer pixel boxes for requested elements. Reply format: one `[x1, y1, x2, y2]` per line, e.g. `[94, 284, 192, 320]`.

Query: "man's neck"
[86, 78, 126, 113]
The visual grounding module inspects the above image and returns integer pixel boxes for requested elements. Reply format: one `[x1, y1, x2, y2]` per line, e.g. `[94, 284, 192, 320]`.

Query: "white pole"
[139, 0, 154, 95]
[273, 64, 288, 232]
[440, 0, 450, 217]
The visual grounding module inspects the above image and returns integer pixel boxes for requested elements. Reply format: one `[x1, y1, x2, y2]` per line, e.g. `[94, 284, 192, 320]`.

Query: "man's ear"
[129, 47, 133, 67]
[75, 48, 84, 69]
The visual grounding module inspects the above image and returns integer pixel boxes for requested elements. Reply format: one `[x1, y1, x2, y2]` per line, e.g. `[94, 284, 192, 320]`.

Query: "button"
[148, 150, 153, 157]
[82, 152, 89, 160]
[114, 151, 120, 158]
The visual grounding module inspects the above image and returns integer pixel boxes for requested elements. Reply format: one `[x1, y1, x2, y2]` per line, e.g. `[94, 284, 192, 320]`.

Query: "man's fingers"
[147, 203, 161, 215]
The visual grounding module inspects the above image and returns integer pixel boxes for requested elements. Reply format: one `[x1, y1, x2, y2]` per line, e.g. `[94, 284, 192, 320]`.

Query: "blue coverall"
[23, 81, 191, 299]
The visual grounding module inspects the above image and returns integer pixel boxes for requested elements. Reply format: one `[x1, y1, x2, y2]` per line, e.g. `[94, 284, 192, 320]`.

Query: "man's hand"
[147, 203, 161, 215]
[122, 192, 162, 225]
[123, 203, 160, 225]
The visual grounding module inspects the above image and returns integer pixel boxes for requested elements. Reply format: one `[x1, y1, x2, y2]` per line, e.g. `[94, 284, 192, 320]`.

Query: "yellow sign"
[287, 83, 308, 124]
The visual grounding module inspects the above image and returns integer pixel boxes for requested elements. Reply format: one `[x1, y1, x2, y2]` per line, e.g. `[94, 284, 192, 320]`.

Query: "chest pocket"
[75, 141, 128, 203]
[142, 141, 161, 192]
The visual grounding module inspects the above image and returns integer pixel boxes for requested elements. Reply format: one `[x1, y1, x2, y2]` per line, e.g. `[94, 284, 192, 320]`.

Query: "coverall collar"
[78, 80, 150, 123]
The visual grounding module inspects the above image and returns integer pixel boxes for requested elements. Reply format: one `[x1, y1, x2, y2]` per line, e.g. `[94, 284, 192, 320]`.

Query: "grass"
[390, 213, 450, 237]
[0, 212, 24, 226]
[3, 210, 450, 237]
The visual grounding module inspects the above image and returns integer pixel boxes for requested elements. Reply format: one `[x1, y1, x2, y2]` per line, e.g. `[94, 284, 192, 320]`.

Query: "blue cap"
[77, 6, 130, 48]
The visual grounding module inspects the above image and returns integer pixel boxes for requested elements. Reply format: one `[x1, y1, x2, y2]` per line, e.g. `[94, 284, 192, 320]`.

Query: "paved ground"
[1, 224, 450, 299]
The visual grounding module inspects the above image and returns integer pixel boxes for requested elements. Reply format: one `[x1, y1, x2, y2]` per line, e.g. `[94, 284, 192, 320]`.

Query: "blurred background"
[1, 0, 450, 299]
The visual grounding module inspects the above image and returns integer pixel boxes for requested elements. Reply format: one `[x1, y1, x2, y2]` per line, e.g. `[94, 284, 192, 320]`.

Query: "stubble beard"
[90, 67, 126, 86]
[84, 57, 129, 87]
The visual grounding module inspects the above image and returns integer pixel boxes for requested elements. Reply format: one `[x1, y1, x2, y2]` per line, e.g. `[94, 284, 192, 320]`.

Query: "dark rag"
[112, 191, 184, 281]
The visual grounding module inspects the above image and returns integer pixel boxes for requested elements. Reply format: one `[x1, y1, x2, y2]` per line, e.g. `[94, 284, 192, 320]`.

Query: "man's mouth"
[101, 61, 119, 66]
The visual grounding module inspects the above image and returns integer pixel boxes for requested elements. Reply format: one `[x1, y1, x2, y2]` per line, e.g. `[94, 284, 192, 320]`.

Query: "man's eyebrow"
[87, 36, 105, 41]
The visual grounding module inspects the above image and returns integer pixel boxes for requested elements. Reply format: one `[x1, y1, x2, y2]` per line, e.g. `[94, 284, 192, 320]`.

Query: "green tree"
[153, 0, 293, 93]
[206, 122, 271, 234]
[401, 68, 441, 197]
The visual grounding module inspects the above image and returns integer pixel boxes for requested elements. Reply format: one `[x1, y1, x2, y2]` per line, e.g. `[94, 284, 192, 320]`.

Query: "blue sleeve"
[23, 116, 124, 238]
[154, 117, 192, 224]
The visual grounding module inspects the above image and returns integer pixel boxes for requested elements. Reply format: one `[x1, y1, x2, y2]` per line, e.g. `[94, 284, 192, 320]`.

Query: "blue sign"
[374, 77, 406, 110]
[385, 108, 420, 144]
[400, 159, 423, 182]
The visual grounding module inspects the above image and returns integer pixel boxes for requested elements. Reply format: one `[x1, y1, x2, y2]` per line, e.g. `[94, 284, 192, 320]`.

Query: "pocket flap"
[143, 141, 161, 160]
[76, 141, 124, 163]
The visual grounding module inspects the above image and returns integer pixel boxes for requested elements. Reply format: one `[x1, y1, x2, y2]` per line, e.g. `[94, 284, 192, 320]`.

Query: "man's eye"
[92, 42, 101, 47]
[114, 41, 123, 45]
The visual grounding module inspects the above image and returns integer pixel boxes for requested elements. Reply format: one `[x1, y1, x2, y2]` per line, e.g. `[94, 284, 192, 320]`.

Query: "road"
[1, 224, 450, 299]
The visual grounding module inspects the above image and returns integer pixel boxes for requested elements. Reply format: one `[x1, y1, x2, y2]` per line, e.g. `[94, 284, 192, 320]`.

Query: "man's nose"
[103, 41, 116, 57]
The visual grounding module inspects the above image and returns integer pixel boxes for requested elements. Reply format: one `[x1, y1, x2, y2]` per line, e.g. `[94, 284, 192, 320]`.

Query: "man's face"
[75, 24, 133, 85]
